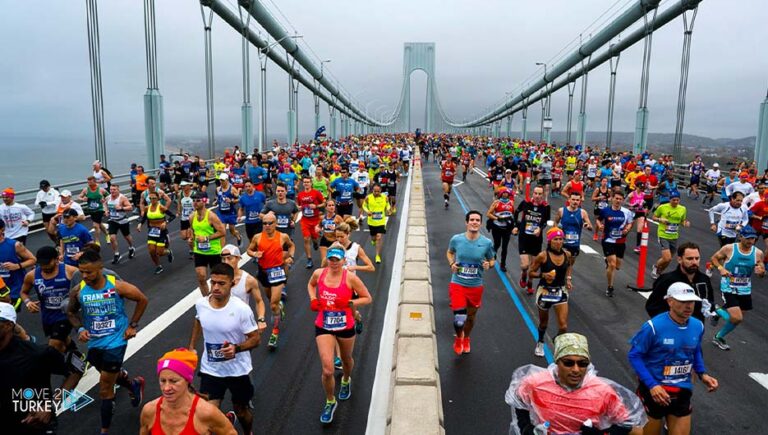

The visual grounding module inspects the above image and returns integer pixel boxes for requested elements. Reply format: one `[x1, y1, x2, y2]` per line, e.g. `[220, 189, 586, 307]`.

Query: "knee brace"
[453, 309, 468, 329]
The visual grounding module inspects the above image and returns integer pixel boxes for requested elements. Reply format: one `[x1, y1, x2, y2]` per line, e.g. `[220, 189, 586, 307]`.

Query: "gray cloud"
[2, 0, 766, 142]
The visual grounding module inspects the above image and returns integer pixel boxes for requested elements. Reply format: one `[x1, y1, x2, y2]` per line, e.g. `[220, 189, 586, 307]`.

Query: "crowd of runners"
[1, 130, 766, 434]
[0, 138, 413, 434]
[425, 134, 765, 434]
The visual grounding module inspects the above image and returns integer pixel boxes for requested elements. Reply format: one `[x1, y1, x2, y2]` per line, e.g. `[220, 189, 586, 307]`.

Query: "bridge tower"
[391, 43, 441, 133]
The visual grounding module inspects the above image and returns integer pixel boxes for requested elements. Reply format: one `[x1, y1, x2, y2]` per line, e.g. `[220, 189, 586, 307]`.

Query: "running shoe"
[500, 265, 507, 272]
[112, 254, 120, 265]
[605, 287, 614, 297]
[534, 342, 545, 357]
[130, 376, 145, 407]
[375, 255, 381, 263]
[279, 300, 286, 320]
[306, 259, 314, 269]
[225, 410, 238, 427]
[651, 265, 658, 279]
[712, 336, 730, 350]
[444, 199, 449, 208]
[526, 286, 534, 295]
[320, 400, 338, 424]
[167, 249, 174, 263]
[281, 290, 287, 301]
[355, 317, 364, 334]
[334, 356, 343, 370]
[339, 377, 352, 401]
[709, 312, 720, 327]
[268, 332, 279, 350]
[518, 277, 527, 289]
[154, 265, 164, 275]
[462, 337, 471, 354]
[128, 246, 136, 259]
[633, 246, 641, 253]
[452, 336, 464, 355]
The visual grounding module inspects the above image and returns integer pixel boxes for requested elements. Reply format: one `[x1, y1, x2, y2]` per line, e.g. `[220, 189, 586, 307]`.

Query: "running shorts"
[369, 224, 386, 236]
[722, 292, 752, 311]
[535, 286, 569, 310]
[637, 382, 692, 419]
[43, 319, 73, 342]
[194, 253, 222, 269]
[301, 219, 320, 239]
[518, 236, 543, 256]
[108, 221, 130, 236]
[315, 326, 355, 339]
[218, 212, 237, 226]
[199, 373, 254, 407]
[87, 345, 127, 373]
[601, 241, 626, 259]
[449, 282, 484, 310]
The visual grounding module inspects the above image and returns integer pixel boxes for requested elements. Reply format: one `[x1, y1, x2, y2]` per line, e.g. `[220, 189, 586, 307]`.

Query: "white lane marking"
[61, 253, 252, 413]
[637, 291, 651, 300]
[365, 167, 413, 435]
[749, 372, 768, 391]
[473, 167, 488, 177]
[452, 181, 464, 187]
[580, 245, 599, 255]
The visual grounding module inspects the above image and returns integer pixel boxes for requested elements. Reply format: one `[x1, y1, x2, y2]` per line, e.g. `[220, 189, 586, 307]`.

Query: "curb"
[386, 157, 445, 435]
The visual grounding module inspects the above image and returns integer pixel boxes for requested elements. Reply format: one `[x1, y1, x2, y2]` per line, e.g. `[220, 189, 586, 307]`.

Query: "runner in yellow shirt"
[363, 184, 391, 263]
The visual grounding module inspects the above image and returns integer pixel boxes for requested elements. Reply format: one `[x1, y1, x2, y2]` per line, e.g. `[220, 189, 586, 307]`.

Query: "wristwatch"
[234, 344, 242, 353]
[257, 317, 266, 323]
[129, 321, 139, 329]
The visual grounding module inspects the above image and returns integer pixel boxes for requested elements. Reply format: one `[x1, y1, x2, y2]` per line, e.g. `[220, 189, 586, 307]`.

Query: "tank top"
[0, 238, 24, 298]
[93, 170, 108, 189]
[313, 178, 329, 198]
[217, 185, 236, 214]
[559, 207, 583, 248]
[594, 187, 609, 211]
[34, 264, 70, 325]
[365, 194, 388, 226]
[314, 268, 355, 331]
[721, 243, 756, 295]
[179, 192, 195, 221]
[492, 200, 515, 228]
[151, 395, 201, 435]
[257, 231, 284, 269]
[147, 203, 165, 221]
[343, 242, 361, 272]
[85, 186, 104, 212]
[192, 210, 222, 255]
[569, 181, 584, 196]
[79, 274, 126, 349]
[321, 214, 338, 238]
[538, 250, 568, 289]
[231, 270, 252, 305]
[106, 195, 129, 223]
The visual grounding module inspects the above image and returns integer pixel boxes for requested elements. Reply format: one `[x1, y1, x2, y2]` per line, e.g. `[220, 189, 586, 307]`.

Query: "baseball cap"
[221, 244, 241, 257]
[0, 302, 17, 324]
[1, 188, 15, 198]
[60, 189, 72, 197]
[665, 282, 701, 302]
[669, 191, 681, 199]
[39, 180, 51, 188]
[553, 333, 590, 361]
[180, 180, 192, 186]
[739, 171, 749, 178]
[740, 226, 758, 239]
[712, 163, 719, 168]
[63, 209, 79, 218]
[218, 173, 229, 181]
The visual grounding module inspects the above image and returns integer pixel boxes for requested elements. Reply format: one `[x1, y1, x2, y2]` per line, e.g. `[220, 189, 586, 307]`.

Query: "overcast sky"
[2, 0, 767, 142]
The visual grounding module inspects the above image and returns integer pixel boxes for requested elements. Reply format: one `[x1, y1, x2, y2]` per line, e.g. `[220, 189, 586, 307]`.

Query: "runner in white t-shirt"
[220, 244, 268, 323]
[189, 262, 261, 434]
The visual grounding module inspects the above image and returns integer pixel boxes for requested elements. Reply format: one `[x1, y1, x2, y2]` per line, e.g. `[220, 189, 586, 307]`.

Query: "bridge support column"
[86, 0, 108, 166]
[755, 91, 768, 171]
[566, 79, 575, 145]
[258, 51, 268, 152]
[287, 58, 297, 145]
[521, 105, 528, 141]
[576, 56, 590, 147]
[506, 115, 512, 138]
[143, 0, 164, 170]
[313, 88, 320, 138]
[672, 6, 699, 162]
[544, 83, 553, 145]
[200, 1, 216, 158]
[329, 102, 337, 141]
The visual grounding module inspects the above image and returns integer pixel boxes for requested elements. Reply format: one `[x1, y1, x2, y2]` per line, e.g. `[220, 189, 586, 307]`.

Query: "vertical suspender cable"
[566, 79, 575, 145]
[606, 44, 621, 151]
[673, 6, 698, 162]
[200, 3, 216, 158]
[85, 0, 107, 166]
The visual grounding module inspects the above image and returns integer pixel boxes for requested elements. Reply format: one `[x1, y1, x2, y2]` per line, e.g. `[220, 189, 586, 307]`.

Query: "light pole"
[257, 34, 301, 151]
[314, 59, 330, 135]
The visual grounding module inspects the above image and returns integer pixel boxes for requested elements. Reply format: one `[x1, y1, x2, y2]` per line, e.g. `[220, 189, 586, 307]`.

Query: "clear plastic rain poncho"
[505, 364, 647, 435]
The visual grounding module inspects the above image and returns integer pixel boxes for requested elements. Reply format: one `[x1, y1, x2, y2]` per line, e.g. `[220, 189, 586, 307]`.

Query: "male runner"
[104, 184, 135, 264]
[67, 250, 148, 434]
[708, 191, 748, 246]
[0, 188, 35, 245]
[188, 263, 260, 435]
[297, 176, 325, 268]
[262, 182, 299, 236]
[216, 173, 242, 247]
[190, 192, 226, 296]
[446, 210, 495, 355]
[554, 192, 593, 267]
[597, 191, 634, 297]
[652, 191, 689, 278]
[0, 220, 36, 310]
[514, 186, 551, 294]
[363, 184, 391, 264]
[237, 180, 267, 243]
[441, 157, 458, 208]
[329, 167, 360, 218]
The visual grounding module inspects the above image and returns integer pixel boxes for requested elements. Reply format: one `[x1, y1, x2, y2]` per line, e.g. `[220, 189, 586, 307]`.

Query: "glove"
[700, 299, 713, 318]
[39, 201, 47, 209]
[333, 296, 351, 310]
[310, 299, 323, 312]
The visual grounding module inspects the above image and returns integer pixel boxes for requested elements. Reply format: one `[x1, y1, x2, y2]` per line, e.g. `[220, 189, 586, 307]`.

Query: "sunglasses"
[263, 221, 276, 225]
[221, 253, 233, 258]
[559, 359, 589, 368]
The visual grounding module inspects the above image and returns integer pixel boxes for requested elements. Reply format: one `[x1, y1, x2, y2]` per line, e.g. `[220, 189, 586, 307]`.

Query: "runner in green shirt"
[652, 191, 689, 278]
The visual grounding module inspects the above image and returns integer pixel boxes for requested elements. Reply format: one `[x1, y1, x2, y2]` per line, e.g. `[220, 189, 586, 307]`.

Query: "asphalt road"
[422, 160, 768, 435]
[16, 187, 409, 435]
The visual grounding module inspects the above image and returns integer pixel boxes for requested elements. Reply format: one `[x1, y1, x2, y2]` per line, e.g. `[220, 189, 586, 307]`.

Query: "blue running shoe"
[339, 377, 352, 401]
[334, 356, 343, 370]
[320, 400, 338, 424]
[130, 376, 145, 407]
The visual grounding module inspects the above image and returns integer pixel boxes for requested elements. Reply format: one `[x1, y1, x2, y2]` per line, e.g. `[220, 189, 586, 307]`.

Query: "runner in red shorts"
[441, 157, 458, 208]
[446, 210, 495, 355]
[297, 176, 325, 269]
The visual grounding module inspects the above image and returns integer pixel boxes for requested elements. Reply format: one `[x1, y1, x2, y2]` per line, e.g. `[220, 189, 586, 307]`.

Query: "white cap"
[665, 282, 701, 302]
[713, 163, 719, 168]
[218, 173, 229, 181]
[180, 180, 192, 186]
[60, 189, 72, 197]
[0, 302, 17, 324]
[221, 244, 241, 257]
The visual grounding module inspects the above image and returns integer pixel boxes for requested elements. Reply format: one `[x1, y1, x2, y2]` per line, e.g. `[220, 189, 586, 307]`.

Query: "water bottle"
[532, 421, 550, 435]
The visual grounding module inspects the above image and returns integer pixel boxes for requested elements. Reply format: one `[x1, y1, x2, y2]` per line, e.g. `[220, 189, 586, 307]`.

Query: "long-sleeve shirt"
[708, 202, 748, 238]
[645, 267, 716, 322]
[0, 202, 35, 240]
[628, 313, 707, 390]
[35, 188, 60, 215]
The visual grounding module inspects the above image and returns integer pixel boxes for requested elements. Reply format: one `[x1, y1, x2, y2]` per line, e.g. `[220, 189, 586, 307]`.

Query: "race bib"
[524, 221, 538, 235]
[303, 207, 315, 218]
[265, 266, 286, 284]
[456, 263, 481, 280]
[663, 364, 692, 377]
[598, 201, 608, 209]
[91, 318, 116, 336]
[148, 227, 161, 237]
[88, 200, 100, 209]
[724, 220, 738, 230]
[540, 287, 563, 303]
[444, 170, 453, 177]
[196, 241, 211, 251]
[609, 228, 623, 239]
[248, 210, 260, 220]
[565, 231, 579, 244]
[43, 295, 64, 310]
[277, 215, 290, 228]
[340, 191, 352, 200]
[729, 275, 750, 287]
[205, 342, 228, 362]
[372, 212, 383, 220]
[0, 266, 9, 279]
[108, 206, 120, 219]
[665, 223, 679, 235]
[66, 245, 80, 256]
[322, 310, 347, 331]
[219, 202, 231, 211]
